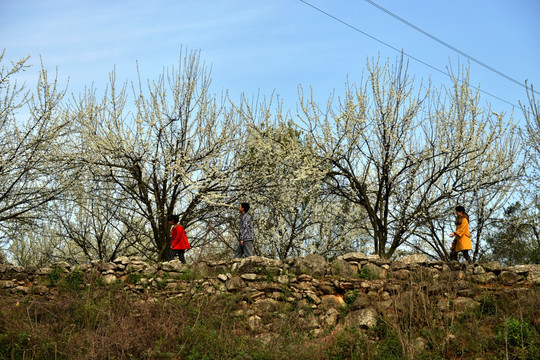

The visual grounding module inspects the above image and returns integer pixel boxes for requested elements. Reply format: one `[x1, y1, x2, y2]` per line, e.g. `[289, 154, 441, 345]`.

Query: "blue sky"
[2, 0, 539, 120]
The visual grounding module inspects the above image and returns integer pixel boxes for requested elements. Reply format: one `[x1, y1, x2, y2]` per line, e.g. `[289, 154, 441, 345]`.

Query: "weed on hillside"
[0, 279, 539, 359]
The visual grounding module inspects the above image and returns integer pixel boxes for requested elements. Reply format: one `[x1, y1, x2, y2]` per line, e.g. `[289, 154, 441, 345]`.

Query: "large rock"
[360, 263, 387, 279]
[0, 280, 14, 289]
[499, 271, 522, 285]
[24, 265, 38, 274]
[126, 261, 149, 273]
[471, 272, 497, 284]
[317, 280, 336, 294]
[321, 308, 340, 327]
[391, 262, 408, 271]
[331, 259, 358, 277]
[349, 295, 372, 310]
[321, 295, 346, 309]
[161, 260, 188, 273]
[507, 264, 540, 274]
[113, 256, 130, 265]
[397, 254, 429, 265]
[481, 261, 503, 273]
[344, 308, 378, 329]
[527, 271, 540, 285]
[292, 254, 327, 277]
[91, 261, 115, 272]
[339, 252, 367, 262]
[427, 282, 449, 296]
[234, 256, 283, 275]
[305, 292, 322, 305]
[36, 267, 52, 276]
[241, 273, 257, 281]
[392, 269, 410, 280]
[254, 298, 280, 313]
[453, 297, 479, 311]
[49, 261, 71, 270]
[225, 275, 245, 291]
[473, 266, 486, 275]
[299, 312, 320, 330]
[102, 274, 117, 284]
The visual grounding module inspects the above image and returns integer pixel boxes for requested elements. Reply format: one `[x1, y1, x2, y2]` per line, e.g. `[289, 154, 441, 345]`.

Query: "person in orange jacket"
[449, 205, 472, 264]
[168, 214, 190, 263]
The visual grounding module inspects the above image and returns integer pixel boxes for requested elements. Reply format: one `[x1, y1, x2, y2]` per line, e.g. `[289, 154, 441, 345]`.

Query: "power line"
[298, 0, 524, 110]
[363, 0, 539, 97]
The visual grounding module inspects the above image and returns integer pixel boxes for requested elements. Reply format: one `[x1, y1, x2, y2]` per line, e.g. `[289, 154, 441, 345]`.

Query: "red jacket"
[171, 225, 190, 250]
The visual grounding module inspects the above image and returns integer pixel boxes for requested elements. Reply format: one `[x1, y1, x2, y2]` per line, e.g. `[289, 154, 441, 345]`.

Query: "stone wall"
[1, 253, 539, 336]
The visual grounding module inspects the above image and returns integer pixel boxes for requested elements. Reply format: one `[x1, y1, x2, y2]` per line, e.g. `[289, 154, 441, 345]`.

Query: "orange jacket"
[453, 215, 472, 252]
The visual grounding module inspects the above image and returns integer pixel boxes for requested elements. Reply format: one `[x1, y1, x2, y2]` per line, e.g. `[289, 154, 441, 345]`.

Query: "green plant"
[127, 272, 142, 284]
[66, 269, 84, 290]
[151, 272, 170, 290]
[72, 301, 101, 329]
[370, 319, 403, 360]
[0, 331, 32, 358]
[344, 289, 359, 306]
[48, 266, 62, 286]
[476, 294, 499, 318]
[277, 285, 293, 302]
[497, 317, 534, 347]
[324, 326, 367, 360]
[177, 268, 202, 281]
[358, 266, 378, 280]
[265, 269, 277, 283]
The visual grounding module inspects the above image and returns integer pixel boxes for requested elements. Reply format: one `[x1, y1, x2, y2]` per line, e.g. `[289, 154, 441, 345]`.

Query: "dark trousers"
[450, 249, 472, 264]
[169, 249, 186, 263]
[234, 240, 253, 258]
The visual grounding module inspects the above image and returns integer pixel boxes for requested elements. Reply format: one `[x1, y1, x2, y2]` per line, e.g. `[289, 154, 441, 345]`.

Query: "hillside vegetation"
[1, 255, 539, 359]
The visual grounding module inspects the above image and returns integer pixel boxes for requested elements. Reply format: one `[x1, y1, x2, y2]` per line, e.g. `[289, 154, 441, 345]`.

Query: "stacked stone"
[1, 253, 539, 337]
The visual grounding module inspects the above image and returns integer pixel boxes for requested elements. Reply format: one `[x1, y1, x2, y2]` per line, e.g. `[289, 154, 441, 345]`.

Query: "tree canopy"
[0, 49, 535, 265]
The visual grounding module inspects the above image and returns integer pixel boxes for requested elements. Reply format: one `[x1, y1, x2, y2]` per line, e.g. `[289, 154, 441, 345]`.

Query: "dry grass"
[0, 278, 539, 359]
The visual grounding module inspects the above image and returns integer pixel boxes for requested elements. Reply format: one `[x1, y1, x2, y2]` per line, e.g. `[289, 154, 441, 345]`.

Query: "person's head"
[168, 214, 179, 224]
[240, 202, 250, 214]
[455, 206, 466, 216]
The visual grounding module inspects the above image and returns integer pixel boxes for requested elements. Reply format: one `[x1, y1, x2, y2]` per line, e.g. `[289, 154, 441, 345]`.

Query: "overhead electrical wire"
[363, 0, 539, 97]
[298, 0, 529, 110]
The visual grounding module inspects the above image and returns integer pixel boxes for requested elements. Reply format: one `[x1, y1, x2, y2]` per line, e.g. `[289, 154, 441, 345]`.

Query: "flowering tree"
[232, 99, 367, 259]
[408, 76, 522, 262]
[518, 83, 540, 251]
[0, 51, 74, 249]
[44, 171, 152, 263]
[67, 50, 243, 261]
[300, 56, 522, 259]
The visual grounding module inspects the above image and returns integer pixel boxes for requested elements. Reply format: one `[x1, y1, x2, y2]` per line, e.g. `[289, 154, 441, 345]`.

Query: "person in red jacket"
[168, 214, 190, 263]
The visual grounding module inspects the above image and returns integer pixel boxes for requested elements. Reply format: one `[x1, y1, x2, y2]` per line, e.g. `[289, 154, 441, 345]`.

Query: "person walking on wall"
[449, 205, 473, 265]
[168, 214, 190, 263]
[234, 202, 254, 258]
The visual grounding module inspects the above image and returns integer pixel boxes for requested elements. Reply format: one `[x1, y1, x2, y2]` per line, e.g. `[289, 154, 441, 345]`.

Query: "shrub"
[66, 268, 84, 290]
[358, 266, 378, 280]
[497, 317, 534, 347]
[48, 266, 62, 286]
[177, 268, 202, 281]
[324, 326, 367, 360]
[476, 294, 499, 318]
[127, 272, 142, 284]
[370, 319, 403, 360]
[344, 289, 359, 306]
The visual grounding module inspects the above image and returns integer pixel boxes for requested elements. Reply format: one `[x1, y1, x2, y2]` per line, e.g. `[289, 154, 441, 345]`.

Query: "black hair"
[168, 214, 179, 223]
[241, 202, 250, 212]
[455, 206, 466, 214]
